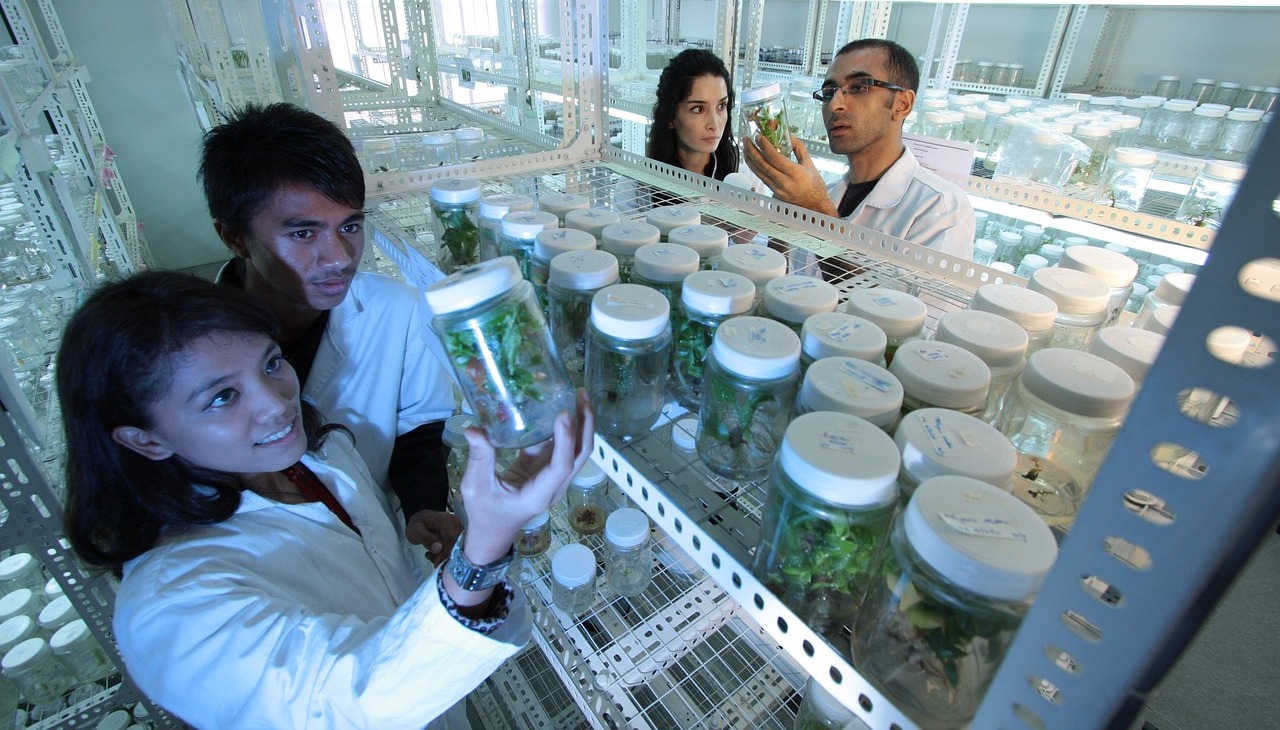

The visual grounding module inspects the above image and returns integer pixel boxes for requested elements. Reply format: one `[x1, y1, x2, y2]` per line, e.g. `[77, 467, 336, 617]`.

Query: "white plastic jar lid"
[1193, 106, 1227, 118]
[974, 239, 997, 256]
[43, 577, 62, 601]
[421, 131, 454, 146]
[934, 310, 1029, 368]
[1019, 254, 1049, 273]
[1075, 124, 1111, 138]
[1155, 263, 1184, 276]
[997, 230, 1022, 245]
[1039, 244, 1064, 259]
[1114, 114, 1142, 130]
[1111, 147, 1158, 167]
[667, 224, 729, 257]
[1206, 325, 1251, 363]
[0, 615, 34, 654]
[761, 275, 839, 325]
[2, 636, 50, 672]
[1202, 160, 1247, 181]
[672, 418, 699, 449]
[801, 312, 888, 362]
[777, 412, 900, 507]
[715, 244, 787, 283]
[799, 357, 902, 427]
[842, 288, 928, 338]
[424, 256, 521, 315]
[963, 107, 987, 121]
[1028, 267, 1111, 316]
[923, 110, 949, 123]
[1062, 236, 1090, 248]
[1021, 348, 1135, 418]
[442, 414, 474, 448]
[983, 101, 1011, 115]
[1226, 109, 1266, 122]
[804, 680, 856, 724]
[97, 711, 132, 730]
[572, 460, 608, 488]
[0, 553, 35, 581]
[601, 222, 661, 255]
[548, 250, 619, 290]
[534, 227, 596, 261]
[740, 82, 782, 104]
[1142, 305, 1180, 336]
[1154, 272, 1196, 305]
[681, 271, 755, 316]
[0, 589, 36, 621]
[479, 194, 533, 220]
[970, 284, 1060, 332]
[921, 99, 949, 111]
[590, 283, 670, 339]
[896, 408, 1017, 489]
[905, 477, 1057, 601]
[711, 316, 800, 379]
[538, 192, 590, 217]
[633, 243, 700, 283]
[364, 136, 396, 150]
[523, 510, 550, 530]
[889, 340, 991, 409]
[1059, 245, 1139, 288]
[501, 210, 559, 239]
[605, 508, 650, 549]
[1163, 99, 1197, 111]
[551, 543, 597, 588]
[36, 595, 73, 629]
[453, 127, 484, 141]
[429, 177, 482, 203]
[565, 208, 622, 237]
[1088, 327, 1165, 383]
[645, 205, 702, 235]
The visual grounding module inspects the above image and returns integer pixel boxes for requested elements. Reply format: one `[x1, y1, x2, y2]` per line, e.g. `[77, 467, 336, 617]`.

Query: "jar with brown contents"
[567, 461, 609, 536]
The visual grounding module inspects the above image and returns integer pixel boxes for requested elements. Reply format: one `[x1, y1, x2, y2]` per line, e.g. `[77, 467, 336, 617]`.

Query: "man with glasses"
[744, 39, 975, 257]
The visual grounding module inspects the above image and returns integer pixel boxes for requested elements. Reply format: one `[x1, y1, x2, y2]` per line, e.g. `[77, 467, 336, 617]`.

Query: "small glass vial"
[550, 544, 597, 616]
[443, 414, 473, 525]
[714, 244, 788, 301]
[586, 283, 672, 438]
[1175, 160, 1246, 230]
[1058, 245, 1138, 328]
[530, 227, 596, 312]
[567, 461, 610, 536]
[478, 194, 534, 262]
[1178, 106, 1228, 157]
[800, 312, 888, 368]
[630, 243, 700, 310]
[1088, 326, 1165, 389]
[752, 412, 899, 634]
[430, 178, 483, 274]
[0, 554, 44, 596]
[421, 131, 456, 167]
[889, 340, 991, 416]
[696, 316, 801, 480]
[1027, 267, 1111, 351]
[972, 239, 997, 266]
[0, 589, 42, 623]
[1213, 108, 1265, 162]
[601, 221, 661, 282]
[2, 637, 73, 703]
[538, 193, 590, 226]
[794, 677, 860, 730]
[564, 208, 622, 240]
[934, 309, 1029, 423]
[499, 210, 559, 280]
[1093, 147, 1157, 212]
[667, 224, 729, 268]
[547, 249, 620, 387]
[1133, 272, 1195, 330]
[760, 275, 839, 335]
[672, 270, 756, 410]
[994, 348, 1135, 491]
[364, 136, 399, 173]
[1153, 75, 1181, 98]
[797, 356, 902, 431]
[968, 284, 1059, 355]
[36, 595, 77, 636]
[604, 508, 653, 597]
[1150, 99, 1197, 149]
[515, 510, 552, 557]
[50, 620, 114, 683]
[453, 127, 485, 160]
[895, 408, 1017, 499]
[853, 477, 1057, 730]
[645, 206, 702, 241]
[425, 257, 576, 449]
[740, 82, 793, 157]
[842, 288, 928, 365]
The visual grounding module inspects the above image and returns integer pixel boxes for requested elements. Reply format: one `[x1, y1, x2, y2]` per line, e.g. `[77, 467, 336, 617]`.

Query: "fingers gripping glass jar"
[645, 205, 702, 242]
[531, 227, 596, 314]
[430, 178, 484, 274]
[667, 224, 729, 269]
[1027, 267, 1112, 351]
[696, 316, 801, 479]
[741, 82, 793, 157]
[499, 210, 560, 281]
[586, 284, 673, 438]
[752, 412, 900, 635]
[672, 271, 756, 410]
[889, 340, 992, 417]
[842, 289, 928, 365]
[797, 356, 903, 431]
[538, 192, 590, 225]
[601, 222, 661, 283]
[760, 275, 840, 335]
[565, 207, 622, 240]
[547, 250, 621, 388]
[425, 257, 576, 449]
[894, 408, 1018, 500]
[478, 194, 534, 262]
[852, 477, 1057, 729]
[604, 508, 653, 597]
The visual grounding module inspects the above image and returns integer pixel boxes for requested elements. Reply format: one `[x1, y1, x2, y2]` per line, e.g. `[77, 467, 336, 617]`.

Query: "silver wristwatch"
[447, 530, 514, 591]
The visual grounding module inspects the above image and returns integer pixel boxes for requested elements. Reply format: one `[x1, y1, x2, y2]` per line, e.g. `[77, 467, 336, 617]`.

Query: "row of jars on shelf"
[357, 126, 488, 174]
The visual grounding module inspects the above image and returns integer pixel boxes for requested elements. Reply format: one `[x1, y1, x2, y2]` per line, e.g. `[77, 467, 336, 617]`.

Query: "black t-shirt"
[837, 178, 881, 218]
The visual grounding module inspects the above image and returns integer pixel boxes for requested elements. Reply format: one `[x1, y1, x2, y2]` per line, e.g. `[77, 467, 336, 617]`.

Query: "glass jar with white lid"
[1174, 160, 1246, 230]
[604, 508, 653, 597]
[429, 178, 483, 274]
[498, 210, 559, 280]
[630, 243, 700, 311]
[696, 316, 801, 480]
[514, 511, 551, 557]
[530, 227, 596, 313]
[671, 270, 755, 410]
[36, 595, 76, 636]
[752, 412, 900, 635]
[645, 205, 702, 241]
[0, 616, 35, 656]
[601, 221, 661, 282]
[1069, 124, 1113, 186]
[894, 408, 1017, 499]
[50, 619, 115, 683]
[564, 208, 622, 240]
[537, 192, 590, 225]
[760, 275, 840, 335]
[2, 636, 73, 703]
[453, 127, 485, 160]
[740, 82, 793, 157]
[0, 589, 42, 624]
[1027, 267, 1112, 351]
[1014, 254, 1049, 280]
[841, 288, 928, 365]
[1093, 147, 1158, 212]
[1088, 326, 1165, 390]
[586, 283, 672, 438]
[363, 136, 399, 173]
[567, 460, 609, 536]
[713, 244, 787, 303]
[1179, 106, 1228, 157]
[968, 284, 1059, 356]
[421, 131, 456, 167]
[478, 194, 533, 262]
[794, 676, 864, 730]
[667, 224, 729, 268]
[799, 312, 888, 369]
[1133, 272, 1195, 331]
[889, 340, 992, 417]
[796, 357, 902, 432]
[1057, 245, 1138, 328]
[550, 544, 597, 616]
[0, 553, 44, 596]
[1150, 99, 1198, 149]
[933, 309, 1029, 423]
[852, 477, 1057, 730]
[547, 250, 620, 387]
[1213, 108, 1266, 161]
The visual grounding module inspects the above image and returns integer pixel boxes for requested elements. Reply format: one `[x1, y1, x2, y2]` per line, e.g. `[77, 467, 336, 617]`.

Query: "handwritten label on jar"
[819, 428, 860, 455]
[917, 348, 951, 362]
[823, 322, 862, 341]
[1070, 355, 1118, 382]
[775, 280, 819, 294]
[841, 360, 895, 392]
[605, 293, 655, 309]
[871, 295, 898, 308]
[940, 513, 1030, 542]
[742, 247, 768, 260]
[747, 325, 770, 344]
[715, 277, 742, 290]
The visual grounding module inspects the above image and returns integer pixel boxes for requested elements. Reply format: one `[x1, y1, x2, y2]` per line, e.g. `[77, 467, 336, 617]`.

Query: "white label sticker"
[824, 322, 860, 342]
[918, 348, 951, 362]
[776, 280, 818, 294]
[840, 360, 895, 393]
[916, 412, 957, 456]
[606, 293, 654, 309]
[940, 513, 1030, 542]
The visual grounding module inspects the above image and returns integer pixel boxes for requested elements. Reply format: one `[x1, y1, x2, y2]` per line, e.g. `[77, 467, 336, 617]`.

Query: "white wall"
[56, 1, 225, 270]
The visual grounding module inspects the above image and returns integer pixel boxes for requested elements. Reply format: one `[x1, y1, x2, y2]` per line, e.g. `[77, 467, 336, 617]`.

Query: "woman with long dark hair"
[646, 49, 739, 180]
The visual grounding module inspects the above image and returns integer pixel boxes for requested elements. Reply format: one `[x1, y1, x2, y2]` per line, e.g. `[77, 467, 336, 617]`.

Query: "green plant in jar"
[430, 178, 483, 273]
[436, 206, 482, 269]
[671, 312, 713, 407]
[445, 297, 550, 417]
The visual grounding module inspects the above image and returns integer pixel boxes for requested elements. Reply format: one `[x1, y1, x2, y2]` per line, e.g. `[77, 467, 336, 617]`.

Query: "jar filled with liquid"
[604, 508, 652, 597]
[1088, 326, 1165, 389]
[796, 356, 903, 431]
[586, 283, 672, 438]
[421, 131, 456, 167]
[0, 554, 44, 596]
[671, 270, 756, 410]
[889, 340, 991, 416]
[1212, 108, 1266, 162]
[550, 544, 597, 615]
[547, 250, 620, 387]
[1179, 106, 1228, 157]
[453, 127, 485, 160]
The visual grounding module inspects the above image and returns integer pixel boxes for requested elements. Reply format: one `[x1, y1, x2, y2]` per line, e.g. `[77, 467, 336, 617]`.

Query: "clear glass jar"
[933, 309, 1029, 423]
[889, 340, 991, 416]
[842, 288, 927, 365]
[921, 110, 960, 140]
[421, 131, 456, 167]
[980, 101, 1010, 148]
[1133, 272, 1195, 331]
[1037, 243, 1064, 268]
[1209, 81, 1241, 107]
[994, 348, 1135, 491]
[1187, 78, 1216, 105]
[741, 82, 793, 157]
[364, 136, 399, 173]
[630, 243, 700, 311]
[644, 205, 702, 242]
[478, 194, 533, 262]
[1007, 62, 1025, 88]
[1179, 106, 1228, 157]
[586, 283, 672, 438]
[853, 477, 1056, 730]
[425, 257, 576, 449]
[50, 620, 114, 684]
[515, 510, 552, 557]
[1014, 254, 1049, 279]
[36, 596, 76, 636]
[672, 271, 755, 410]
[696, 316, 801, 479]
[1088, 326, 1165, 389]
[1027, 267, 1111, 351]
[895, 408, 1017, 499]
[550, 544, 597, 615]
[0, 589, 42, 624]
[760, 275, 839, 335]
[1153, 75, 1181, 98]
[990, 62, 1012, 86]
[1150, 99, 1197, 149]
[971, 239, 997, 266]
[1213, 108, 1265, 161]
[547, 250, 620, 387]
[443, 414, 473, 525]
[453, 127, 485, 160]
[794, 677, 859, 730]
[1175, 160, 1246, 230]
[604, 508, 652, 597]
[797, 356, 902, 430]
[567, 461, 609, 536]
[0, 554, 44, 596]
[714, 244, 788, 300]
[538, 192, 590, 226]
[2, 637, 73, 703]
[989, 230, 1020, 265]
[601, 221, 661, 282]
[1069, 124, 1111, 187]
[667, 224, 729, 268]
[1092, 147, 1157, 212]
[974, 61, 994, 84]
[752, 412, 899, 634]
[530, 227, 596, 313]
[429, 178, 483, 274]
[0, 616, 35, 657]
[800, 312, 888, 368]
[959, 107, 987, 145]
[499, 210, 559, 281]
[564, 208, 622, 240]
[1058, 245, 1138, 328]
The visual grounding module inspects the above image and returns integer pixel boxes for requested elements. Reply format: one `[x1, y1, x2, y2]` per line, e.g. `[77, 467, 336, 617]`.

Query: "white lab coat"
[826, 145, 976, 259]
[114, 432, 529, 729]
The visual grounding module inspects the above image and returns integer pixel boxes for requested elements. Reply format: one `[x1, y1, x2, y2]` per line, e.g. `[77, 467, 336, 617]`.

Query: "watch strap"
[447, 529, 514, 592]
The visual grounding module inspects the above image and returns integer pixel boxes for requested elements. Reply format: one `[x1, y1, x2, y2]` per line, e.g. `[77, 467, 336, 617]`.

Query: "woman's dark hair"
[58, 271, 334, 573]
[647, 49, 739, 181]
[199, 102, 364, 235]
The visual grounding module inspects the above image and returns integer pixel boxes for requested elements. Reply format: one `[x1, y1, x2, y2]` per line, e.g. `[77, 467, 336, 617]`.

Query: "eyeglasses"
[812, 78, 906, 103]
